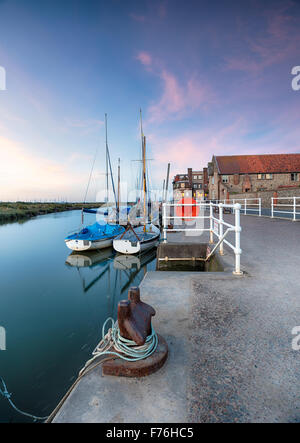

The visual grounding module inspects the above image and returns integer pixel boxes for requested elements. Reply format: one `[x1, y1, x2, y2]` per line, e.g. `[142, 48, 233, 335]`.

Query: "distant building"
[173, 167, 209, 200]
[208, 154, 300, 200]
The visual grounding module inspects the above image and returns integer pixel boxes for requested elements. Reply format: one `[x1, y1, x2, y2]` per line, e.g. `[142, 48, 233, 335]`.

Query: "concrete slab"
[53, 214, 300, 423]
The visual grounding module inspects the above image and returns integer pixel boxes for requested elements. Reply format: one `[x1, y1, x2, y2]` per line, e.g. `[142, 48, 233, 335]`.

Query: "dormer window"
[222, 175, 229, 183]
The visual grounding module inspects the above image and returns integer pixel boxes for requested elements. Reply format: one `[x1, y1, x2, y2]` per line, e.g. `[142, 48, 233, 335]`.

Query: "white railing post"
[209, 202, 213, 244]
[219, 203, 224, 255]
[259, 198, 261, 216]
[271, 198, 274, 218]
[293, 197, 296, 221]
[163, 203, 167, 243]
[233, 203, 243, 275]
[244, 198, 247, 215]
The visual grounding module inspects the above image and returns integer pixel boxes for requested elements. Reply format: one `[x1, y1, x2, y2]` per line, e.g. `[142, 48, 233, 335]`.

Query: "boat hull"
[65, 238, 113, 252]
[113, 224, 160, 255]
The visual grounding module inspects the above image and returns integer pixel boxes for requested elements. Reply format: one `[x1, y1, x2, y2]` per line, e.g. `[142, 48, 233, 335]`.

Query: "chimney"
[187, 168, 193, 188]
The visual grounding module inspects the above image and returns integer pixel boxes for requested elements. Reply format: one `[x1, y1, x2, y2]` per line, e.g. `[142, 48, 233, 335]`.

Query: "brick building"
[208, 154, 300, 200]
[173, 167, 209, 200]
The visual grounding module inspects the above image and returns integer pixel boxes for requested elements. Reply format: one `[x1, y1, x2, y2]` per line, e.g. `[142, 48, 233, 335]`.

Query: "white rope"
[79, 317, 158, 376]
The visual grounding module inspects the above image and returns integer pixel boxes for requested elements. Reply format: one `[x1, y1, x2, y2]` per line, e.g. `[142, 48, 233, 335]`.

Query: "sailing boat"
[65, 114, 125, 252]
[113, 111, 160, 255]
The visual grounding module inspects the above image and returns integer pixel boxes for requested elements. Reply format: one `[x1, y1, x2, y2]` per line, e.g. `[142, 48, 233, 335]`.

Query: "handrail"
[162, 201, 242, 275]
[271, 196, 300, 221]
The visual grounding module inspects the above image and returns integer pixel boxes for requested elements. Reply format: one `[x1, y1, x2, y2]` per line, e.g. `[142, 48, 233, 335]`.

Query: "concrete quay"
[53, 214, 300, 423]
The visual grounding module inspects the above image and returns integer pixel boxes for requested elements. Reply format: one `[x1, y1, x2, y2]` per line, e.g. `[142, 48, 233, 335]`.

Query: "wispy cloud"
[136, 52, 215, 123]
[224, 2, 300, 73]
[148, 71, 214, 123]
[135, 51, 152, 67]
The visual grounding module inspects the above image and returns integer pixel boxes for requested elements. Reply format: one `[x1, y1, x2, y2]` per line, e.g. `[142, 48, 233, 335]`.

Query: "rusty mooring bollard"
[118, 287, 156, 346]
[102, 287, 168, 377]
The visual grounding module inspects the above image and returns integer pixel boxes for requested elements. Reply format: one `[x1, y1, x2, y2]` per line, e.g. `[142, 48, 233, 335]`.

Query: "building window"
[266, 174, 273, 180]
[199, 183, 202, 189]
[291, 173, 298, 181]
[212, 177, 215, 185]
[222, 175, 229, 183]
[258, 174, 265, 180]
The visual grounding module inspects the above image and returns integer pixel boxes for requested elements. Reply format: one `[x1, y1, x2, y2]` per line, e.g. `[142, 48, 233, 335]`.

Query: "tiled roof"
[215, 154, 300, 174]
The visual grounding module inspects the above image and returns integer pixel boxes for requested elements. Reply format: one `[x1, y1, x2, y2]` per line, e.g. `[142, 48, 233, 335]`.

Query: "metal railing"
[271, 196, 300, 221]
[162, 202, 243, 275]
[206, 198, 261, 216]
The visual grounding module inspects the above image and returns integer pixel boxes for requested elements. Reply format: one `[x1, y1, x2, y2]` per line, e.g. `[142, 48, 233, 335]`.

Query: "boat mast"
[143, 135, 147, 231]
[164, 162, 170, 203]
[140, 109, 147, 231]
[105, 113, 109, 209]
[117, 157, 120, 224]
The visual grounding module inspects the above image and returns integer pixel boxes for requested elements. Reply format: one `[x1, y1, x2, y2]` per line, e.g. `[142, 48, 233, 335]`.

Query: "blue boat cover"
[65, 223, 125, 242]
[83, 207, 131, 215]
[82, 209, 98, 214]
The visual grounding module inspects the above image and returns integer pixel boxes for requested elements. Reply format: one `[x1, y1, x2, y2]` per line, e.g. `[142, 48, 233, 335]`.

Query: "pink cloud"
[135, 51, 215, 123]
[135, 51, 152, 67]
[224, 2, 300, 73]
[148, 107, 300, 186]
[147, 69, 214, 123]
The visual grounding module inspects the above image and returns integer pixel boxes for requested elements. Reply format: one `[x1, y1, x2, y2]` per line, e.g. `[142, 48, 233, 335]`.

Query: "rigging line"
[105, 113, 117, 209]
[105, 113, 109, 206]
[83, 147, 98, 205]
[107, 146, 117, 208]
[140, 107, 144, 142]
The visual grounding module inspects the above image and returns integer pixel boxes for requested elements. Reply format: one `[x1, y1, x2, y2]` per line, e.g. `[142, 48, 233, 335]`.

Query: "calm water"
[0, 210, 156, 422]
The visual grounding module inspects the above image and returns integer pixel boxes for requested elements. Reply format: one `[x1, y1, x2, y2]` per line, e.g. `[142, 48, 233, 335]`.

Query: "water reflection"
[65, 248, 156, 296]
[65, 248, 114, 268]
[0, 210, 157, 423]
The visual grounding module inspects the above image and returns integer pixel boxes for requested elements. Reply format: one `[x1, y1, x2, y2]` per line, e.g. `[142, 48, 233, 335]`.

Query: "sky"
[0, 0, 299, 201]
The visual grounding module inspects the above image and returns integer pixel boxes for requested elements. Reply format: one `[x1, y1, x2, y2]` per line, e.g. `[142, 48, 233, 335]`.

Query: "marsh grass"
[0, 202, 104, 223]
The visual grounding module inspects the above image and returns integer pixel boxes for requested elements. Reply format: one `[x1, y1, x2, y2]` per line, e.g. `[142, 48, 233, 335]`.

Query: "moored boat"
[113, 223, 160, 254]
[65, 222, 125, 251]
[113, 110, 160, 254]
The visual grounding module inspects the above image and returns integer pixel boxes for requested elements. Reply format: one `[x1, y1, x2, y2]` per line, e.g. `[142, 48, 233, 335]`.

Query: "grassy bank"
[0, 202, 104, 224]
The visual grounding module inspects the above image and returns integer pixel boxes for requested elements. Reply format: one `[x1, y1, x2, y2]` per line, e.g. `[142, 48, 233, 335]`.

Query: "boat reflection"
[113, 249, 156, 271]
[65, 248, 156, 297]
[65, 248, 114, 268]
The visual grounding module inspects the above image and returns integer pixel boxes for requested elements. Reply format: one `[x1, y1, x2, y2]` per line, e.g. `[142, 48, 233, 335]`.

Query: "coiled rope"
[0, 376, 48, 422]
[1, 317, 158, 423]
[79, 317, 158, 376]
